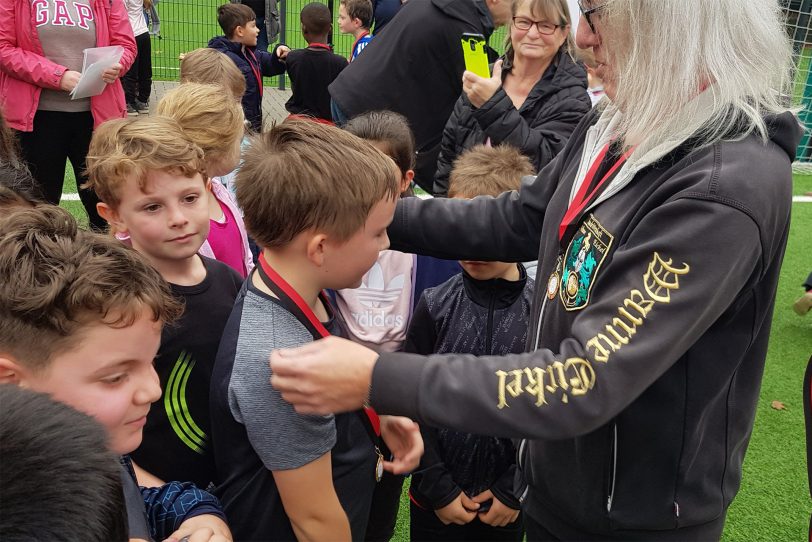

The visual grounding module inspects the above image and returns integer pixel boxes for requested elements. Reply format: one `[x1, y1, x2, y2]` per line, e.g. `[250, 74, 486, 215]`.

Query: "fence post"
[278, 0, 287, 90]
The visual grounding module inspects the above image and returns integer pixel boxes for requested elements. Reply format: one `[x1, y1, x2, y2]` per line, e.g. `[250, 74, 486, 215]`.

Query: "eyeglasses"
[577, 0, 610, 33]
[512, 17, 562, 35]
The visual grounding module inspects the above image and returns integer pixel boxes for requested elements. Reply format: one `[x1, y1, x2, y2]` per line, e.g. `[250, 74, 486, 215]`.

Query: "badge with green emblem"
[560, 214, 613, 311]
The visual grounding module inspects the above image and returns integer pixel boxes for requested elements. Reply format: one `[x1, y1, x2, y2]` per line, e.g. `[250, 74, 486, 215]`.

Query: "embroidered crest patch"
[560, 214, 613, 311]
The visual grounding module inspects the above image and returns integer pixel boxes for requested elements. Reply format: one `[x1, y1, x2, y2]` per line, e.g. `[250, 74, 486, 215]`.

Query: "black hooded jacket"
[434, 50, 591, 196]
[370, 104, 802, 539]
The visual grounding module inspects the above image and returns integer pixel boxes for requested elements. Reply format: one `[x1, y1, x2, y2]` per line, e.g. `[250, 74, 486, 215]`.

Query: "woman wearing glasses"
[271, 1, 801, 539]
[433, 0, 591, 197]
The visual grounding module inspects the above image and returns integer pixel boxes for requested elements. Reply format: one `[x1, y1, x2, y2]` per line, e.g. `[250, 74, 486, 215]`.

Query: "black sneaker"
[135, 99, 149, 113]
[126, 103, 138, 116]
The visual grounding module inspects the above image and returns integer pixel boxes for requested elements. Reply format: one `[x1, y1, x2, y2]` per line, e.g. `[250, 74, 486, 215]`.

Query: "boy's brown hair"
[448, 144, 533, 198]
[237, 118, 399, 249]
[156, 83, 245, 172]
[217, 3, 255, 39]
[84, 116, 206, 208]
[344, 110, 414, 178]
[341, 0, 372, 29]
[0, 206, 182, 371]
[180, 48, 247, 99]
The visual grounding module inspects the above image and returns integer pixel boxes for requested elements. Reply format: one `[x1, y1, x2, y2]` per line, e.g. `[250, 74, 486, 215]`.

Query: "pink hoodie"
[0, 0, 136, 131]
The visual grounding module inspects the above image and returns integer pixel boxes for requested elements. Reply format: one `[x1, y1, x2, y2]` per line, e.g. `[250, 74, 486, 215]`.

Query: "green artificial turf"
[59, 174, 812, 541]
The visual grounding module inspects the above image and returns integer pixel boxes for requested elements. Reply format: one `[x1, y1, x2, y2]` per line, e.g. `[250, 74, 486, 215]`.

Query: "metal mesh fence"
[148, 0, 810, 168]
[148, 0, 506, 86]
[785, 0, 812, 171]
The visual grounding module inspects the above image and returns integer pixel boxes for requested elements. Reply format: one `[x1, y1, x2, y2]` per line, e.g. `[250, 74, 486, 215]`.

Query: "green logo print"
[165, 350, 208, 454]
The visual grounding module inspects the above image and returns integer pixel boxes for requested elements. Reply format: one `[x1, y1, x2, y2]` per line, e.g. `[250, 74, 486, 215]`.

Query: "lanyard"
[256, 253, 381, 439]
[558, 142, 634, 245]
[350, 31, 369, 56]
[245, 48, 264, 97]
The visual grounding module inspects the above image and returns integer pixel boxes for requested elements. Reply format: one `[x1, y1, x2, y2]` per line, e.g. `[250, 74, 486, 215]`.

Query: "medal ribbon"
[246, 48, 264, 98]
[257, 253, 381, 439]
[558, 142, 634, 244]
[307, 42, 333, 51]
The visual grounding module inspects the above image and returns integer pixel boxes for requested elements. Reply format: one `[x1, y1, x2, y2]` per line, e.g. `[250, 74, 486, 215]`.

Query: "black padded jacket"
[434, 50, 591, 196]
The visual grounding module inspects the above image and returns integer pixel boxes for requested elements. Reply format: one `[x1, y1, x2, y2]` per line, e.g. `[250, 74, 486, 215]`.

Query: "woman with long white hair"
[270, 0, 802, 539]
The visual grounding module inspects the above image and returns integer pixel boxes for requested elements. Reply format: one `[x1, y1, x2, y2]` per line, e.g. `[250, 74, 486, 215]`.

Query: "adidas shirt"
[336, 249, 415, 353]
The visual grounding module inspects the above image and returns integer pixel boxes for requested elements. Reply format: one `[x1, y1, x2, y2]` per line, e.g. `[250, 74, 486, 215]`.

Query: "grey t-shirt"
[211, 280, 378, 540]
[35, 0, 96, 112]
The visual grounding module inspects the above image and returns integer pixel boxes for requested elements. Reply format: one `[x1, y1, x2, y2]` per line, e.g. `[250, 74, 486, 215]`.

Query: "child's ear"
[305, 233, 328, 267]
[0, 356, 27, 386]
[352, 17, 362, 28]
[400, 170, 415, 194]
[96, 202, 126, 234]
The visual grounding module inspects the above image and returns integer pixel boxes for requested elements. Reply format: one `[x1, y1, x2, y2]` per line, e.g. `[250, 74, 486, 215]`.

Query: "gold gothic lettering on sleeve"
[643, 252, 691, 303]
[495, 358, 595, 409]
[495, 253, 689, 408]
[586, 253, 690, 365]
[496, 369, 524, 409]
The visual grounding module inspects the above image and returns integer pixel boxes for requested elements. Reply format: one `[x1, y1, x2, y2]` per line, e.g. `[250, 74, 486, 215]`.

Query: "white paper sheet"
[70, 45, 124, 100]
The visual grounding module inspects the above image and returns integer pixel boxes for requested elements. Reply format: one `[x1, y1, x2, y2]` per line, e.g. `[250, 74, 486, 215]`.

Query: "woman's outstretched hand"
[462, 59, 503, 108]
[270, 336, 378, 415]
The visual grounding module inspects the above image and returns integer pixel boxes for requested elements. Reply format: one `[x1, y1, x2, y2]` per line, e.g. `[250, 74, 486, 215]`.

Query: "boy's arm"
[140, 481, 228, 541]
[256, 47, 287, 77]
[273, 453, 352, 542]
[131, 459, 165, 487]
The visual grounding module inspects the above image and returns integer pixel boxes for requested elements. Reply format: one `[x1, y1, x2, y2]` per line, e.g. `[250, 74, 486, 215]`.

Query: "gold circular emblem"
[546, 272, 559, 299]
[566, 272, 579, 298]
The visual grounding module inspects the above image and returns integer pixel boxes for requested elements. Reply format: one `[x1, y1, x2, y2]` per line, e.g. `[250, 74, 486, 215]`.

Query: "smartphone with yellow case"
[461, 32, 490, 78]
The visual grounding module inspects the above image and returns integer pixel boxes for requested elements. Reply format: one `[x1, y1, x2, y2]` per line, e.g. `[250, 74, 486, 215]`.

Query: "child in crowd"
[0, 206, 230, 541]
[124, 0, 153, 114]
[338, 0, 373, 60]
[210, 119, 420, 540]
[576, 47, 605, 107]
[406, 144, 534, 542]
[156, 83, 254, 277]
[85, 116, 244, 491]
[283, 3, 348, 122]
[179, 48, 249, 203]
[209, 3, 289, 132]
[180, 47, 247, 101]
[334, 110, 460, 542]
[0, 385, 128, 541]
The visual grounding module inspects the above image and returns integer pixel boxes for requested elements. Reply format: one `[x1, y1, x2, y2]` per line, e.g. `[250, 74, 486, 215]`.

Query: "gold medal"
[547, 255, 563, 300]
[375, 446, 384, 482]
[546, 270, 559, 300]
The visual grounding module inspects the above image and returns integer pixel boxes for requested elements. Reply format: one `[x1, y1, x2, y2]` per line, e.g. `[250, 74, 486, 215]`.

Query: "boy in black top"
[283, 3, 348, 122]
[87, 116, 244, 491]
[406, 145, 534, 541]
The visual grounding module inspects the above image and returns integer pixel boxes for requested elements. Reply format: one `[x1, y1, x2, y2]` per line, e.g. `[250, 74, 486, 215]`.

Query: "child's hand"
[164, 514, 232, 542]
[178, 52, 187, 61]
[276, 45, 291, 60]
[434, 492, 478, 525]
[471, 489, 520, 527]
[380, 415, 423, 474]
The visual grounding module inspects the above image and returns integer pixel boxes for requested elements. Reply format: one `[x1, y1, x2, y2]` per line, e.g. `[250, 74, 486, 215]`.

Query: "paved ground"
[146, 80, 293, 129]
